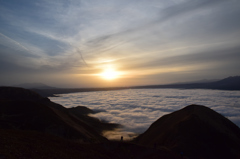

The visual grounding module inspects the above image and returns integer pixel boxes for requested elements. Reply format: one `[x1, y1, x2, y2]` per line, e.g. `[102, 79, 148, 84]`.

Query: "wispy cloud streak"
[0, 32, 29, 51]
[0, 0, 240, 86]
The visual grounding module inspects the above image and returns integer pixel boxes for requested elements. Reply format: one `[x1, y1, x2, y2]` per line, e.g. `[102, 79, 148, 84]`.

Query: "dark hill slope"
[68, 106, 119, 134]
[207, 76, 240, 90]
[131, 76, 240, 90]
[0, 86, 47, 101]
[0, 87, 107, 143]
[0, 87, 183, 158]
[13, 82, 55, 89]
[134, 105, 240, 159]
[0, 129, 181, 159]
[0, 129, 111, 159]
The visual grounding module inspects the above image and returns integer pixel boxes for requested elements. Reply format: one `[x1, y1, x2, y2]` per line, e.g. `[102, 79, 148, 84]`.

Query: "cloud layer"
[50, 89, 240, 140]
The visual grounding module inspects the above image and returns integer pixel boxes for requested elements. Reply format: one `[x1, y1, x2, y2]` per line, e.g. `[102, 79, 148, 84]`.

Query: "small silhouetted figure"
[121, 136, 123, 141]
[180, 151, 184, 158]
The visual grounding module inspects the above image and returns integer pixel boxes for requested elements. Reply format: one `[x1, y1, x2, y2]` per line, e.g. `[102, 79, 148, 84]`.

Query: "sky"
[0, 0, 240, 88]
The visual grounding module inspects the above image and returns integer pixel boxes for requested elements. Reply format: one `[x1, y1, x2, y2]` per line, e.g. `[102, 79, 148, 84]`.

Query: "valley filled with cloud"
[50, 88, 240, 139]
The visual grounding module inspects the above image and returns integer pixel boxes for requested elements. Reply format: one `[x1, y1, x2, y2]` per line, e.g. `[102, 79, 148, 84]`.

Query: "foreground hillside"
[1, 87, 240, 158]
[134, 104, 240, 159]
[0, 86, 112, 143]
[0, 87, 179, 159]
[0, 129, 181, 159]
[0, 129, 110, 159]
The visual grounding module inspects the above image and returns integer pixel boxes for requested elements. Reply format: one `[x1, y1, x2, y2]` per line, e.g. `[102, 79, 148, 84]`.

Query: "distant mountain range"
[133, 76, 240, 90]
[26, 76, 240, 97]
[1, 87, 240, 158]
[13, 82, 55, 89]
[172, 78, 219, 84]
[14, 76, 239, 90]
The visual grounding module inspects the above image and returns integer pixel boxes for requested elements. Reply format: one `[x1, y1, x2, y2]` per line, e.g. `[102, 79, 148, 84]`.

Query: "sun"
[100, 68, 119, 80]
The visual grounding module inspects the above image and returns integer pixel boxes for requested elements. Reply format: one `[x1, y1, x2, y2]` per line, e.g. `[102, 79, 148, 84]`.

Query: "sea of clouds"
[50, 89, 240, 140]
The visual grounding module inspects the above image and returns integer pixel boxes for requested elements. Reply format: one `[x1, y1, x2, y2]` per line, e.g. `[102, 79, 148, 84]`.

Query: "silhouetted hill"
[207, 76, 240, 90]
[133, 76, 240, 90]
[0, 129, 180, 159]
[2, 87, 240, 158]
[134, 104, 240, 159]
[0, 87, 109, 143]
[0, 87, 180, 159]
[13, 83, 55, 89]
[0, 86, 47, 101]
[215, 76, 240, 85]
[0, 129, 110, 159]
[67, 106, 120, 135]
[173, 78, 219, 84]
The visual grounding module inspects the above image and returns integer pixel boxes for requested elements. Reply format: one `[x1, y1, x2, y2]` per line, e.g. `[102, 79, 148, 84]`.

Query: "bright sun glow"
[100, 68, 119, 80]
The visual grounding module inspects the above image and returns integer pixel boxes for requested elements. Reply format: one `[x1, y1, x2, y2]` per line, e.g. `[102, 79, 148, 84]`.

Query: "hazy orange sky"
[0, 0, 240, 87]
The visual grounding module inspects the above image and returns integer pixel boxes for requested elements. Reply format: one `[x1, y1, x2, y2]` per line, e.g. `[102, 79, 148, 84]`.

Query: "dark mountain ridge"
[0, 86, 47, 101]
[0, 86, 116, 143]
[132, 76, 240, 90]
[134, 104, 240, 159]
[208, 76, 240, 90]
[1, 87, 240, 158]
[0, 87, 180, 159]
[13, 82, 55, 89]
